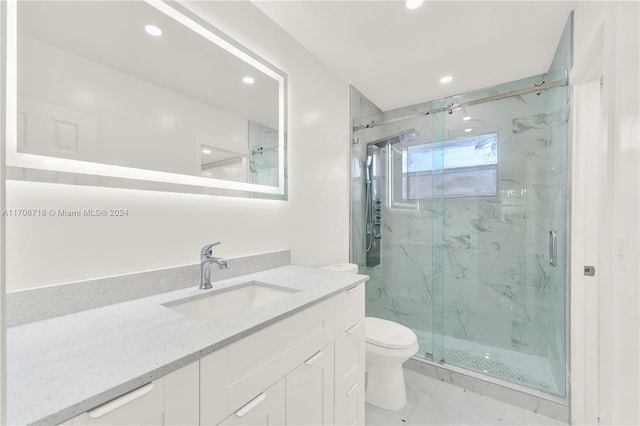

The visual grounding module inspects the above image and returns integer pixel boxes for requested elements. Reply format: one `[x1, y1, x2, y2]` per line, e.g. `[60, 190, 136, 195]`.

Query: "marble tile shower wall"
[352, 87, 567, 389]
[353, 113, 439, 333]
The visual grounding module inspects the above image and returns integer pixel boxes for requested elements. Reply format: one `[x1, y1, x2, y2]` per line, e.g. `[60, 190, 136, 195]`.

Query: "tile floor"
[365, 369, 567, 426]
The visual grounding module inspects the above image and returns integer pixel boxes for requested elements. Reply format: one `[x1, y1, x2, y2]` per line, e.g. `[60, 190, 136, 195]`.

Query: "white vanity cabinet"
[64, 361, 199, 426]
[62, 280, 365, 426]
[201, 281, 365, 426]
[200, 298, 334, 425]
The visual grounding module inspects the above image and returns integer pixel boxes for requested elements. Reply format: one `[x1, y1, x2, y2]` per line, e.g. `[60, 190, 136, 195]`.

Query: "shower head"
[365, 155, 373, 184]
[366, 155, 373, 167]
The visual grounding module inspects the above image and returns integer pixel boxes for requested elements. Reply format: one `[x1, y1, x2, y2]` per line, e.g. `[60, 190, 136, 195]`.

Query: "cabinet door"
[218, 378, 285, 426]
[201, 348, 229, 425]
[286, 343, 334, 425]
[334, 321, 365, 426]
[165, 362, 199, 426]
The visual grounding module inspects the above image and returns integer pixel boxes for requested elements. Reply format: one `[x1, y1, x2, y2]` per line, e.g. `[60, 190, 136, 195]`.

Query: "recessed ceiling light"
[440, 75, 453, 84]
[463, 116, 472, 121]
[242, 76, 255, 85]
[145, 25, 162, 37]
[202, 149, 211, 154]
[464, 128, 473, 133]
[406, 0, 424, 9]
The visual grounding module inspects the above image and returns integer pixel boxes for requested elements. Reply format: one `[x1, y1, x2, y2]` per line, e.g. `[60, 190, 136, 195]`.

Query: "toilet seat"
[365, 317, 417, 350]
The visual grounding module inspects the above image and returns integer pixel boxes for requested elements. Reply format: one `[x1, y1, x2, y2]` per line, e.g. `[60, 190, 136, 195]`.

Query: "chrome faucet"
[200, 242, 229, 290]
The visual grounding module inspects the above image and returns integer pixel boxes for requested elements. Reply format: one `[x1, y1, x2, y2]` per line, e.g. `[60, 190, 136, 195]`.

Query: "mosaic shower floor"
[413, 328, 560, 395]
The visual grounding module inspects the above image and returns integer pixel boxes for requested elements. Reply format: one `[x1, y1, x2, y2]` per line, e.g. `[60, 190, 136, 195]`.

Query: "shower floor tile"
[413, 329, 560, 395]
[365, 368, 566, 426]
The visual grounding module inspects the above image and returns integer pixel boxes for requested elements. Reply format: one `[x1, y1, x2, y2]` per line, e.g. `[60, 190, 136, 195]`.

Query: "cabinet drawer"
[227, 301, 326, 383]
[218, 377, 285, 426]
[335, 371, 364, 426]
[68, 379, 164, 426]
[334, 320, 365, 384]
[334, 320, 365, 426]
[334, 282, 365, 335]
[227, 321, 325, 413]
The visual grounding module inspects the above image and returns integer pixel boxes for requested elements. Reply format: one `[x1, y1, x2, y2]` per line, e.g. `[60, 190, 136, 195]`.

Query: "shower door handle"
[549, 230, 557, 267]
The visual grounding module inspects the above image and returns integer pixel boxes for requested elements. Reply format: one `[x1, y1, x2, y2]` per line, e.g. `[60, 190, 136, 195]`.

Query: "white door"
[17, 97, 98, 184]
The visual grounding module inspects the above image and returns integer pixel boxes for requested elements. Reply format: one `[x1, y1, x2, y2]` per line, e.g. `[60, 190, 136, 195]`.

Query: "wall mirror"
[5, 0, 287, 198]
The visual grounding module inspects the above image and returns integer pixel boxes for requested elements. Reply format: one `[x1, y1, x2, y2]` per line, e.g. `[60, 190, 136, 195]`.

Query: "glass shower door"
[351, 71, 569, 399]
[352, 110, 439, 360]
[434, 74, 568, 397]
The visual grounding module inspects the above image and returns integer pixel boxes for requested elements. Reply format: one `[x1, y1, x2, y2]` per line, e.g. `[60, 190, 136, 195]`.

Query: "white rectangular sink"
[164, 282, 298, 322]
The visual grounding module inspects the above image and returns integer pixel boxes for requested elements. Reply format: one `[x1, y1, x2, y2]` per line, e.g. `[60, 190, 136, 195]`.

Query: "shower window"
[398, 133, 498, 200]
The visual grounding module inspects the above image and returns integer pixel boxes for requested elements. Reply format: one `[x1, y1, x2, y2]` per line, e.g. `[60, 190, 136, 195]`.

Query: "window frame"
[391, 132, 499, 205]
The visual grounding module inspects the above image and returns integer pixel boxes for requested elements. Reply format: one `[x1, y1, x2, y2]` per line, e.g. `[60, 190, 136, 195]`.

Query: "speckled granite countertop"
[7, 265, 367, 426]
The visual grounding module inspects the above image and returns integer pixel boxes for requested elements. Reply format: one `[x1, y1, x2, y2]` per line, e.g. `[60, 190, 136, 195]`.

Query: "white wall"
[0, 0, 7, 421]
[604, 2, 640, 423]
[571, 1, 639, 424]
[19, 35, 249, 177]
[6, 1, 350, 290]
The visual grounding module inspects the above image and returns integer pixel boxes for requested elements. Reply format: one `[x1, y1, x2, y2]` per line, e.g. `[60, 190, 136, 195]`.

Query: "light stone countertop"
[7, 265, 368, 426]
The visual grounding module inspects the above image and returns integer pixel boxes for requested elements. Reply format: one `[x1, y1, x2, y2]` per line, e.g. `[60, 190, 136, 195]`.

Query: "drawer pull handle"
[236, 393, 267, 417]
[346, 382, 359, 397]
[305, 350, 324, 366]
[88, 383, 154, 418]
[347, 285, 360, 293]
[346, 323, 360, 335]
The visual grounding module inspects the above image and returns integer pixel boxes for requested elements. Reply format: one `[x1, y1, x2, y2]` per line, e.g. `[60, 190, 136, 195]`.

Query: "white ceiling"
[19, 1, 279, 128]
[254, 1, 576, 111]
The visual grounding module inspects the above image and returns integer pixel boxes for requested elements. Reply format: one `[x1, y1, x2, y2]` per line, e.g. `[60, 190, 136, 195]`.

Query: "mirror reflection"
[16, 1, 281, 188]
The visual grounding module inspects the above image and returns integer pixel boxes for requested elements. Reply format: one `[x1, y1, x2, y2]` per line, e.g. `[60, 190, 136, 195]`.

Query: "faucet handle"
[201, 242, 221, 258]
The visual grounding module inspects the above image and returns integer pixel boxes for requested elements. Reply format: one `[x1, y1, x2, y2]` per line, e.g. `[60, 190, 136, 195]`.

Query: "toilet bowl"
[365, 317, 418, 411]
[318, 265, 416, 410]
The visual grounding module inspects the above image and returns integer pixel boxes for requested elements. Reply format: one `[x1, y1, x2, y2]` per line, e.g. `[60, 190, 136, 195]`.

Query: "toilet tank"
[320, 263, 359, 274]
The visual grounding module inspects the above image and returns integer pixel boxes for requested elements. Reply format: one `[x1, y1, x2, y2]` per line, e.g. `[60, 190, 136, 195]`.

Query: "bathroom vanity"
[7, 265, 366, 426]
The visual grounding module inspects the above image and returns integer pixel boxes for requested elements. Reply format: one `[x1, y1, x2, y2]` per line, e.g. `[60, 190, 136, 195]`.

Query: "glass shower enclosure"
[351, 70, 570, 398]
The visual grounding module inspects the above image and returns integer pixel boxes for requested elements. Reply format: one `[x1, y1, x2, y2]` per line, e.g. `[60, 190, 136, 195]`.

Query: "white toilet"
[319, 264, 418, 411]
[365, 317, 419, 411]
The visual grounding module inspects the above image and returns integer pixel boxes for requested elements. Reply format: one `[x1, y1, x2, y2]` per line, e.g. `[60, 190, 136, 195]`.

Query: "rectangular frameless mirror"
[5, 0, 287, 198]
